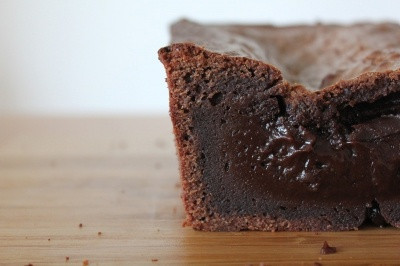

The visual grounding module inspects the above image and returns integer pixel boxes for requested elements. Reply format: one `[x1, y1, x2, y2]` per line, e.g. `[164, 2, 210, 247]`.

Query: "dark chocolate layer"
[194, 97, 400, 209]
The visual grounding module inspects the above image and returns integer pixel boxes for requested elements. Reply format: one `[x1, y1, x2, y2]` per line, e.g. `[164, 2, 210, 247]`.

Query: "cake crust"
[159, 20, 400, 231]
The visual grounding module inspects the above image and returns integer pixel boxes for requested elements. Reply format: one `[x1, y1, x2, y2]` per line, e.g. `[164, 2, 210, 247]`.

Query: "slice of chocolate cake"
[158, 19, 400, 231]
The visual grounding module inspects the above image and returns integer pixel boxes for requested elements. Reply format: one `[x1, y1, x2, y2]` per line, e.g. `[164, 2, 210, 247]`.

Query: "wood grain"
[0, 116, 399, 265]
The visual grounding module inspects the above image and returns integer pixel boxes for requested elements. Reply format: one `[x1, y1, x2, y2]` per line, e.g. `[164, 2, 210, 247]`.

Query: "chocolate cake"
[158, 19, 400, 231]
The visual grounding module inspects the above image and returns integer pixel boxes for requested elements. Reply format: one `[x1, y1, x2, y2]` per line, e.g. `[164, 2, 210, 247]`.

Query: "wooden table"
[1, 116, 400, 265]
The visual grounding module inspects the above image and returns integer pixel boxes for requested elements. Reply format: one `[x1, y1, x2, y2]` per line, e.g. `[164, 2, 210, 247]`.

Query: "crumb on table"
[320, 241, 337, 255]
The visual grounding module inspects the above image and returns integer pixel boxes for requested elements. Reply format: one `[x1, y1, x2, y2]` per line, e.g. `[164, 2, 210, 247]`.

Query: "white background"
[0, 0, 399, 115]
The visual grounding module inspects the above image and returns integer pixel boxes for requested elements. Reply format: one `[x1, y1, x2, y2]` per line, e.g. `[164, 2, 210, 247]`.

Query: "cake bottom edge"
[182, 198, 399, 232]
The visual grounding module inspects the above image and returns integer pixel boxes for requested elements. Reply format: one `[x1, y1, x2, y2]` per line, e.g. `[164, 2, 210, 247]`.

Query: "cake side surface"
[159, 20, 400, 231]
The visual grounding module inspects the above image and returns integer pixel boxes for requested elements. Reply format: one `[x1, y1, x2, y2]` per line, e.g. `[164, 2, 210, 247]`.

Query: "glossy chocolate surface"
[194, 91, 400, 214]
